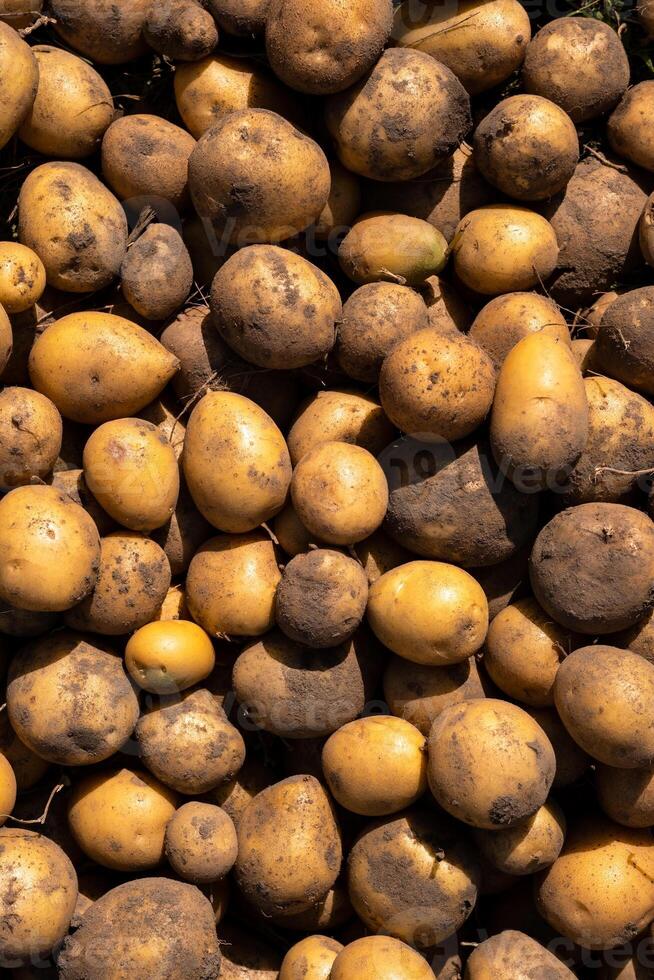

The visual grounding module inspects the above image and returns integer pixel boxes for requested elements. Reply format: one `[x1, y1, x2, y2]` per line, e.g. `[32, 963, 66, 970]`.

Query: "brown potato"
[473, 801, 566, 876]
[608, 82, 654, 172]
[383, 654, 485, 736]
[641, 191, 654, 267]
[288, 390, 394, 466]
[465, 931, 575, 979]
[353, 527, 412, 585]
[0, 242, 45, 314]
[470, 546, 530, 622]
[422, 274, 473, 334]
[428, 698, 555, 828]
[339, 213, 448, 287]
[125, 619, 215, 694]
[274, 881, 353, 933]
[0, 386, 61, 490]
[64, 532, 171, 635]
[596, 764, 654, 829]
[165, 802, 237, 884]
[0, 713, 47, 793]
[280, 936, 343, 980]
[151, 481, 211, 576]
[530, 504, 654, 634]
[120, 224, 192, 321]
[214, 922, 280, 978]
[594, 287, 654, 397]
[611, 609, 654, 664]
[571, 337, 596, 373]
[469, 292, 569, 369]
[210, 756, 275, 829]
[325, 48, 471, 181]
[332, 936, 436, 980]
[0, 753, 16, 824]
[50, 0, 150, 63]
[526, 707, 590, 790]
[206, 0, 269, 35]
[0, 605, 59, 639]
[144, 0, 218, 60]
[316, 160, 361, 240]
[0, 0, 43, 29]
[0, 22, 38, 151]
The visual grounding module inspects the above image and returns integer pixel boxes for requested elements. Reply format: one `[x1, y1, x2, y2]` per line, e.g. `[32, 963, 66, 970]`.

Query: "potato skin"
[189, 109, 330, 245]
[331, 936, 437, 980]
[18, 162, 128, 293]
[235, 775, 342, 916]
[0, 386, 62, 490]
[339, 213, 447, 287]
[473, 801, 566, 876]
[50, 0, 150, 63]
[0, 0, 43, 29]
[596, 765, 654, 829]
[125, 619, 215, 694]
[0, 242, 45, 314]
[608, 82, 654, 172]
[0, 303, 11, 373]
[0, 23, 38, 151]
[165, 802, 237, 884]
[641, 192, 654, 266]
[206, 0, 269, 35]
[288, 390, 394, 466]
[427, 698, 555, 829]
[530, 504, 654, 634]
[325, 48, 471, 182]
[144, 0, 218, 60]
[0, 753, 16, 825]
[465, 931, 575, 979]
[280, 935, 343, 980]
[594, 287, 654, 397]
[151, 480, 211, 576]
[383, 654, 485, 736]
[527, 706, 590, 790]
[469, 292, 569, 369]
[120, 224, 192, 321]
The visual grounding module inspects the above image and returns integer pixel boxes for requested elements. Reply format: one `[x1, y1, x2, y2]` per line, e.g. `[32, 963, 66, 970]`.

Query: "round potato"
[19, 46, 113, 159]
[280, 936, 343, 980]
[273, 501, 322, 556]
[144, 0, 218, 60]
[50, 0, 150, 63]
[596, 764, 654, 829]
[0, 23, 38, 151]
[165, 802, 237, 884]
[120, 224, 192, 321]
[608, 82, 654, 172]
[332, 936, 436, 980]
[0, 485, 100, 612]
[465, 932, 575, 979]
[64, 532, 171, 635]
[368, 561, 488, 666]
[383, 655, 485, 736]
[210, 245, 341, 369]
[324, 47, 471, 181]
[189, 109, 330, 245]
[594, 287, 654, 397]
[206, 0, 269, 35]
[0, 242, 45, 314]
[473, 801, 566, 876]
[125, 619, 215, 694]
[452, 205, 559, 295]
[0, 753, 16, 825]
[339, 212, 447, 287]
[527, 706, 590, 790]
[288, 390, 394, 466]
[428, 698, 555, 829]
[469, 292, 569, 369]
[0, 386, 62, 490]
[530, 504, 654, 634]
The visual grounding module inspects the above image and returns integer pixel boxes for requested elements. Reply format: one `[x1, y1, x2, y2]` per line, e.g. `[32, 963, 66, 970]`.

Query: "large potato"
[338, 213, 447, 287]
[0, 386, 61, 490]
[29, 312, 179, 424]
[608, 82, 654, 172]
[324, 48, 471, 181]
[383, 654, 486, 736]
[331, 937, 436, 980]
[288, 390, 393, 466]
[469, 292, 569, 369]
[18, 162, 128, 293]
[0, 22, 38, 151]
[183, 391, 291, 532]
[594, 287, 654, 397]
[465, 932, 575, 979]
[50, 0, 150, 63]
[120, 224, 193, 321]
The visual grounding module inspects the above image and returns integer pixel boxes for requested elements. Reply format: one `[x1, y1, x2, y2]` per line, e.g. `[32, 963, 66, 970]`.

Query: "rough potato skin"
[205, 0, 269, 35]
[608, 82, 654, 172]
[325, 48, 472, 182]
[641, 191, 654, 266]
[465, 931, 575, 978]
[523, 17, 630, 123]
[469, 292, 569, 369]
[383, 654, 486, 736]
[529, 504, 654, 634]
[144, 0, 218, 60]
[0, 23, 38, 151]
[594, 287, 654, 397]
[58, 878, 221, 980]
[121, 224, 193, 321]
[287, 389, 394, 465]
[0, 387, 62, 490]
[266, 0, 393, 95]
[51, 0, 150, 63]
[164, 802, 237, 883]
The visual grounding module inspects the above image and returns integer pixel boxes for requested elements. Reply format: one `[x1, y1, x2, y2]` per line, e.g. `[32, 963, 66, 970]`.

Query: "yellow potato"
[338, 212, 447, 286]
[280, 936, 343, 980]
[465, 932, 575, 979]
[331, 937, 436, 980]
[125, 619, 215, 694]
[608, 81, 654, 172]
[287, 389, 394, 465]
[0, 753, 16, 825]
[469, 291, 570, 368]
[0, 386, 62, 490]
[164, 802, 237, 884]
[0, 712, 48, 792]
[0, 242, 45, 314]
[383, 654, 486, 736]
[0, 22, 38, 151]
[0, 302, 11, 373]
[596, 765, 654, 828]
[50, 0, 150, 63]
[473, 800, 566, 875]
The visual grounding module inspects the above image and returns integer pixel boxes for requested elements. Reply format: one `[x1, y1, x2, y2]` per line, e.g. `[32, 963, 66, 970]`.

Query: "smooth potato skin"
[383, 654, 486, 736]
[287, 390, 394, 466]
[51, 0, 150, 63]
[0, 243, 46, 314]
[527, 706, 590, 789]
[473, 801, 566, 876]
[469, 292, 569, 369]
[0, 23, 38, 151]
[0, 387, 62, 490]
[596, 765, 654, 828]
[125, 619, 215, 694]
[608, 82, 654, 172]
[464, 931, 575, 979]
[338, 213, 448, 287]
[0, 754, 16, 825]
[280, 935, 343, 980]
[0, 303, 11, 374]
[331, 937, 437, 980]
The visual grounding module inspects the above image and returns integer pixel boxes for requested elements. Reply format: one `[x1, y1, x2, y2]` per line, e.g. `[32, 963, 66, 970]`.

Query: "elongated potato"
[144, 0, 218, 60]
[338, 213, 447, 287]
[50, 0, 150, 63]
[0, 22, 38, 151]
[465, 932, 575, 979]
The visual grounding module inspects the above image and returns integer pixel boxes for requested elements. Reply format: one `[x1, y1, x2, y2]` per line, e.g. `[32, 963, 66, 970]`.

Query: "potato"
[233, 631, 372, 738]
[164, 802, 237, 884]
[452, 206, 558, 295]
[0, 753, 16, 824]
[554, 644, 654, 769]
[120, 224, 192, 322]
[0, 829, 77, 965]
[325, 48, 470, 182]
[64, 532, 171, 635]
[383, 654, 485, 736]
[189, 109, 330, 245]
[334, 936, 437, 980]
[29, 312, 178, 423]
[536, 816, 654, 949]
[153, 584, 191, 623]
[275, 549, 368, 648]
[473, 801, 566, 877]
[273, 501, 321, 556]
[315, 160, 361, 240]
[393, 0, 530, 95]
[215, 922, 280, 978]
[612, 609, 654, 664]
[18, 162, 128, 293]
[0, 242, 45, 315]
[465, 932, 575, 979]
[291, 441, 388, 546]
[490, 332, 588, 489]
[338, 213, 447, 288]
[594, 287, 654, 397]
[59, 877, 221, 980]
[50, 0, 150, 63]
[353, 528, 411, 585]
[280, 935, 343, 980]
[151, 481, 210, 577]
[368, 561, 488, 666]
[608, 82, 654, 172]
[211, 245, 341, 369]
[571, 338, 596, 374]
[595, 764, 654, 830]
[530, 504, 654, 634]
[641, 192, 654, 267]
[274, 881, 352, 933]
[183, 391, 291, 533]
[19, 46, 113, 159]
[288, 390, 394, 466]
[144, 0, 218, 60]
[0, 386, 61, 490]
[0, 23, 38, 151]
[428, 698, 555, 828]
[136, 689, 245, 795]
[235, 774, 341, 916]
[205, 0, 269, 35]
[384, 438, 539, 566]
[469, 292, 569, 370]
[0, 0, 43, 29]
[0, 485, 100, 612]
[210, 756, 274, 828]
[543, 158, 648, 309]
[266, 0, 392, 94]
[125, 620, 215, 694]
[0, 709, 47, 793]
[0, 303, 10, 372]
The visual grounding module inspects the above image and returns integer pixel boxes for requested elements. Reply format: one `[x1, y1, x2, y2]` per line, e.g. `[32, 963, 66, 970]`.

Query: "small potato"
[469, 292, 569, 369]
[383, 655, 485, 736]
[0, 829, 77, 966]
[274, 882, 352, 933]
[428, 698, 555, 829]
[368, 561, 488, 666]
[125, 619, 215, 694]
[0, 303, 11, 373]
[316, 160, 361, 240]
[452, 205, 558, 295]
[0, 754, 16, 825]
[325, 48, 471, 181]
[183, 391, 291, 533]
[19, 46, 113, 159]
[206, 0, 269, 35]
[235, 774, 341, 917]
[291, 441, 388, 546]
[186, 531, 280, 638]
[331, 937, 436, 980]
[554, 645, 654, 769]
[612, 609, 654, 664]
[0, 242, 45, 314]
[266, 0, 392, 95]
[596, 765, 654, 828]
[339, 213, 447, 287]
[337, 283, 428, 383]
[322, 716, 426, 816]
[530, 504, 654, 634]
[189, 109, 330, 245]
[571, 338, 596, 373]
[473, 801, 566, 876]
[0, 22, 38, 151]
[280, 936, 343, 980]
[608, 82, 654, 172]
[474, 95, 578, 201]
[354, 528, 412, 584]
[29, 312, 179, 424]
[0, 485, 100, 613]
[120, 224, 192, 321]
[465, 932, 575, 979]
[7, 630, 139, 766]
[0, 386, 62, 490]
[83, 418, 179, 532]
[64, 532, 171, 635]
[68, 768, 178, 871]
[526, 706, 590, 789]
[641, 192, 654, 267]
[535, 817, 654, 949]
[273, 501, 323, 556]
[144, 0, 218, 60]
[210, 245, 341, 370]
[288, 390, 394, 466]
[50, 0, 150, 63]
[210, 756, 275, 828]
[0, 712, 49, 792]
[490, 333, 588, 489]
[276, 549, 368, 648]
[102, 114, 196, 211]
[151, 481, 211, 576]
[153, 584, 191, 622]
[594, 287, 654, 397]
[380, 328, 496, 442]
[523, 17, 630, 123]
[165, 802, 237, 884]
[18, 162, 128, 293]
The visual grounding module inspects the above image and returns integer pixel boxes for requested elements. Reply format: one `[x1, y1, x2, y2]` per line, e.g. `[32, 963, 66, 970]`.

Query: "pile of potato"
[2, 0, 654, 977]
